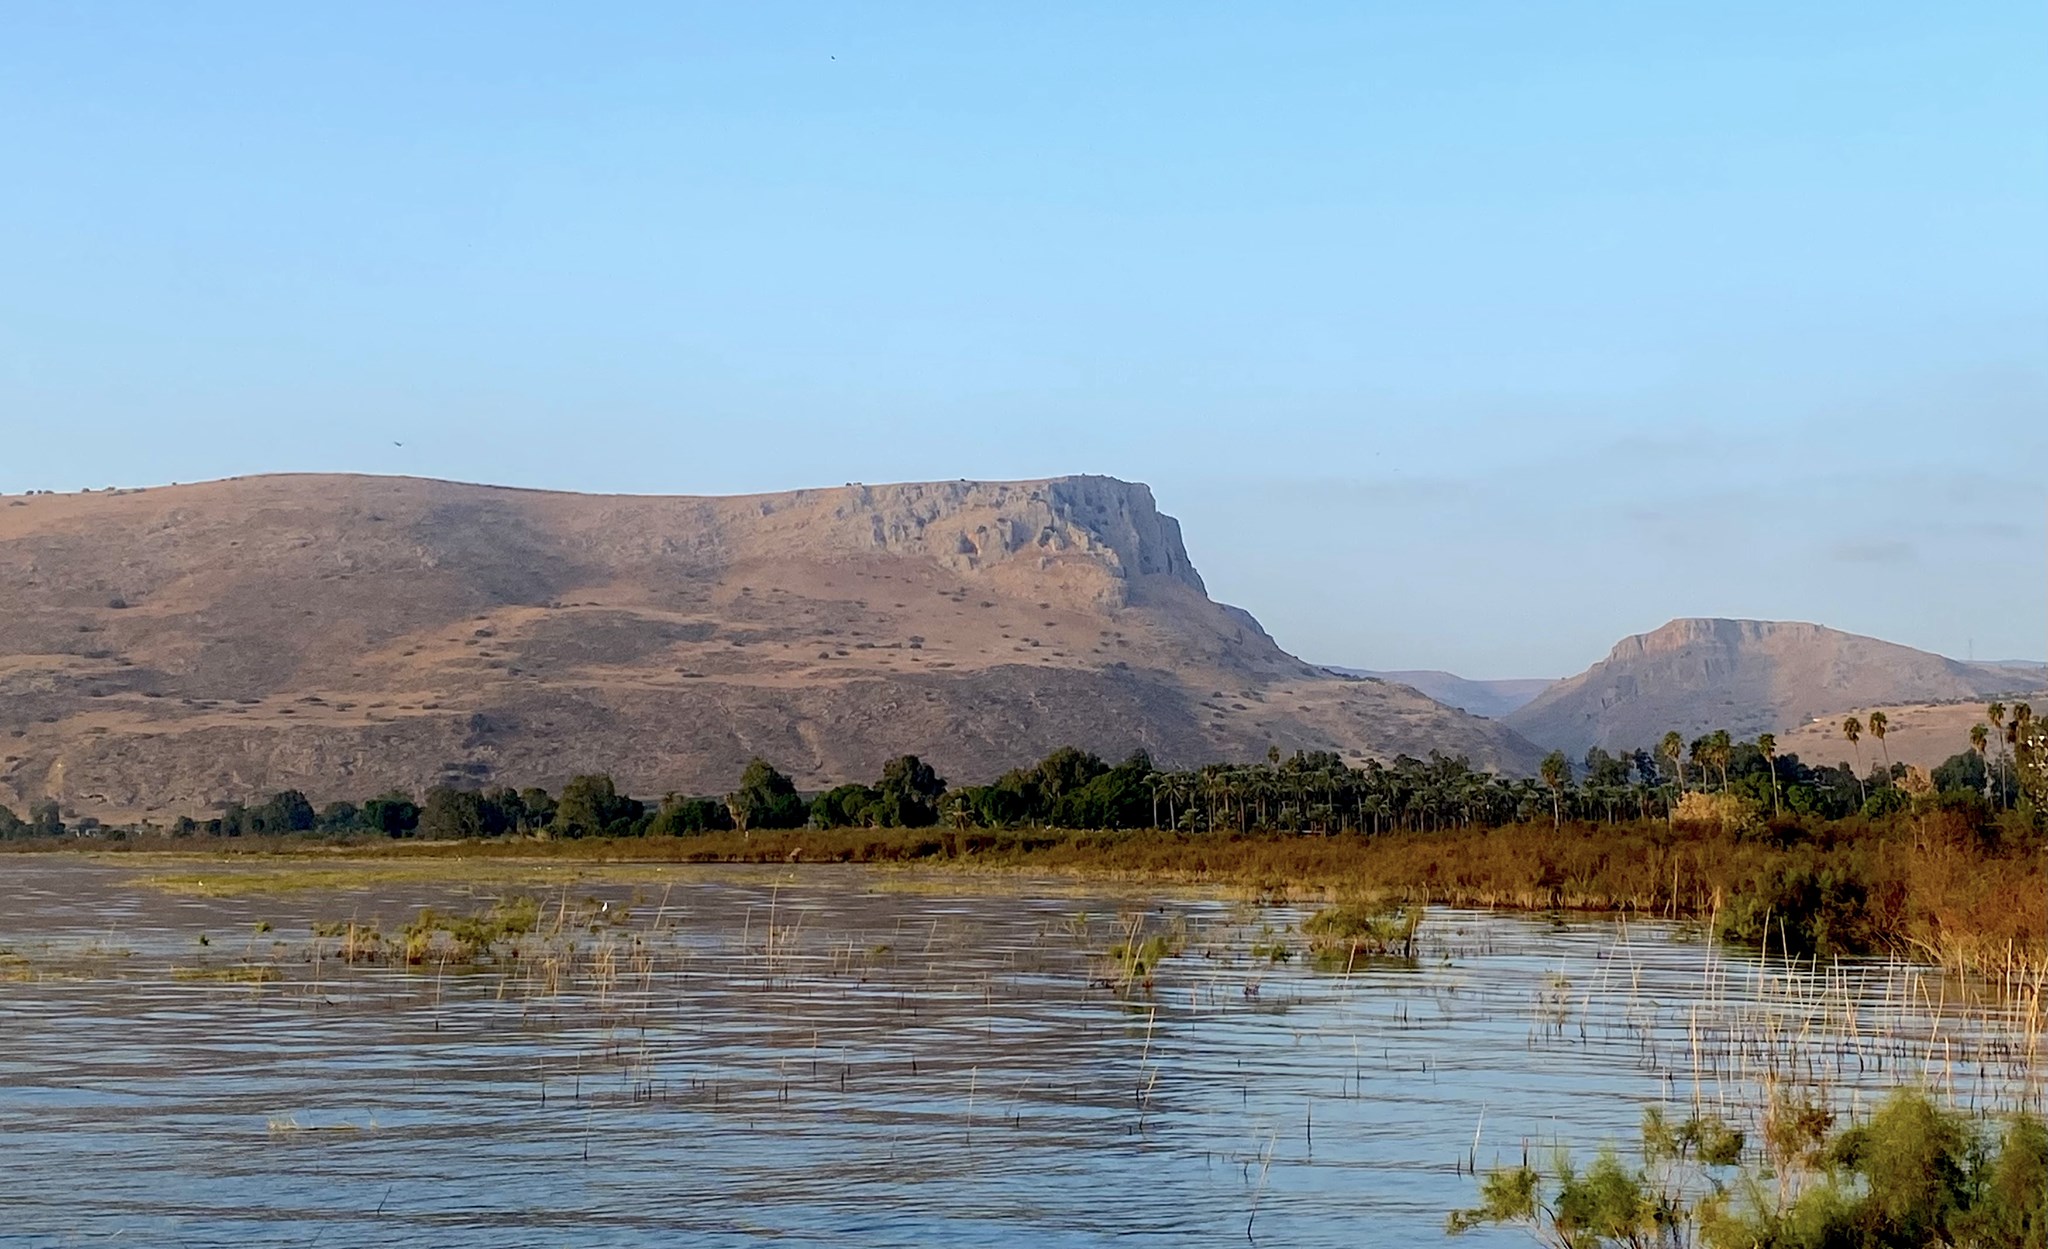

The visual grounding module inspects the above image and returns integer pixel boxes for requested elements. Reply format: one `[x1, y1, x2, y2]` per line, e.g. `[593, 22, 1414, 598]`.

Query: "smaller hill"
[1774, 700, 2027, 775]
[1326, 669, 1554, 719]
[1504, 618, 2045, 757]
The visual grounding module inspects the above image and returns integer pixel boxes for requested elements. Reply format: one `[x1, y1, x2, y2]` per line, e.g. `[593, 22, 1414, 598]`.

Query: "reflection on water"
[0, 859, 2039, 1247]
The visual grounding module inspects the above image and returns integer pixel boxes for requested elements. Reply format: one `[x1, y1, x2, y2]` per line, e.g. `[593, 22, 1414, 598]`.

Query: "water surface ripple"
[0, 859, 2038, 1247]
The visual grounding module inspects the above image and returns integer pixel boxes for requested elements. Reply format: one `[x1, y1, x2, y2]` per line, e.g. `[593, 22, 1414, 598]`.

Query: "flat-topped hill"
[0, 474, 1540, 818]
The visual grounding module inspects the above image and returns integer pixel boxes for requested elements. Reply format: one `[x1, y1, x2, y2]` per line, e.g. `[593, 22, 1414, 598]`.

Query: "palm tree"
[1969, 723, 1991, 806]
[1987, 702, 2009, 803]
[1707, 729, 1733, 792]
[1757, 732, 1780, 817]
[1539, 750, 1570, 831]
[1867, 711, 1891, 773]
[1660, 731, 1687, 793]
[1842, 716, 1866, 804]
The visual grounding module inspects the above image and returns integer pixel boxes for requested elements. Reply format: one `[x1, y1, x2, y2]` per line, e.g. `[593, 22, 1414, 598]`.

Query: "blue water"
[0, 859, 2037, 1247]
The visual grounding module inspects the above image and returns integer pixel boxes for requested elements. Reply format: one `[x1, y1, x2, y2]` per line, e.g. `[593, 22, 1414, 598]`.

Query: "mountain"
[1324, 669, 1554, 719]
[0, 474, 1541, 820]
[1503, 618, 2046, 758]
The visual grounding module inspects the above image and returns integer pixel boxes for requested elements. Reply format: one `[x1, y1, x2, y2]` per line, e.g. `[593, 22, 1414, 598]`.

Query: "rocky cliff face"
[723, 475, 1207, 609]
[0, 473, 1539, 819]
[1504, 617, 2044, 757]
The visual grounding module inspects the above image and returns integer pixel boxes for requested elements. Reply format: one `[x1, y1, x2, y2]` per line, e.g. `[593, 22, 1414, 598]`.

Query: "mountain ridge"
[0, 473, 1542, 819]
[1322, 668, 1554, 719]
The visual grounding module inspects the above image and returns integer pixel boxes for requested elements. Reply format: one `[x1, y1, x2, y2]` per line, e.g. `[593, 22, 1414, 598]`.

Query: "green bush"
[1453, 1090, 2047, 1249]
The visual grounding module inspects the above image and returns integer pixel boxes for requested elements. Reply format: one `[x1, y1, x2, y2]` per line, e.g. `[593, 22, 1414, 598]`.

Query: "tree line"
[3, 700, 2039, 842]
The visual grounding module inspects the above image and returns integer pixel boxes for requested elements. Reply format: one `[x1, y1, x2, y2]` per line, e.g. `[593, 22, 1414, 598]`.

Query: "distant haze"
[1325, 670, 1555, 720]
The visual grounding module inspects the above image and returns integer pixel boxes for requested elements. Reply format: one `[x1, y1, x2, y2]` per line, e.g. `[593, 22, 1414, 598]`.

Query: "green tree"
[1930, 750, 1994, 801]
[875, 755, 947, 828]
[359, 791, 421, 838]
[0, 804, 25, 839]
[1035, 747, 1108, 808]
[518, 787, 557, 831]
[647, 793, 730, 836]
[1055, 752, 1156, 829]
[552, 774, 642, 838]
[726, 759, 807, 833]
[258, 789, 317, 833]
[1970, 723, 1992, 806]
[419, 787, 488, 840]
[810, 783, 880, 828]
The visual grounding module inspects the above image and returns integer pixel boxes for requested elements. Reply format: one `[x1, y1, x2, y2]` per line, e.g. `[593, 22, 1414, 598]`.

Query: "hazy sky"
[4, 4, 2042, 676]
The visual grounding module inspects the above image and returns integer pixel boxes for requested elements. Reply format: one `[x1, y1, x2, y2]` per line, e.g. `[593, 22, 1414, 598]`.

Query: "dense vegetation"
[7, 703, 2038, 842]
[6, 704, 2041, 970]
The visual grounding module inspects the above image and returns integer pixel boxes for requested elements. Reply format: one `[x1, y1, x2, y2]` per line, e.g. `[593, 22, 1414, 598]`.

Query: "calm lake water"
[0, 857, 2040, 1247]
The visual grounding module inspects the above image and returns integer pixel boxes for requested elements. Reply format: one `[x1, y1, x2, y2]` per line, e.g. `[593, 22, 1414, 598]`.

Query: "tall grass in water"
[1103, 912, 1186, 995]
[1449, 1089, 2048, 1249]
[653, 816, 2044, 980]
[1302, 901, 1421, 969]
[113, 805, 2044, 981]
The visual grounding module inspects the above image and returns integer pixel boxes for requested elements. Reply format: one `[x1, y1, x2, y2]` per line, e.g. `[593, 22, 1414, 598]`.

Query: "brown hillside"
[1503, 618, 2045, 757]
[0, 474, 1540, 820]
[1775, 700, 2028, 775]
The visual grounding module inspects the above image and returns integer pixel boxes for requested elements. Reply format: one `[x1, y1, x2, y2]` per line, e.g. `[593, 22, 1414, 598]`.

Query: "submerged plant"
[1105, 913, 1185, 993]
[400, 894, 543, 964]
[1303, 900, 1421, 968]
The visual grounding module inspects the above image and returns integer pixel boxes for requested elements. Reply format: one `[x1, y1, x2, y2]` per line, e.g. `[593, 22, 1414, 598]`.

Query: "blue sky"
[3, 3, 2042, 675]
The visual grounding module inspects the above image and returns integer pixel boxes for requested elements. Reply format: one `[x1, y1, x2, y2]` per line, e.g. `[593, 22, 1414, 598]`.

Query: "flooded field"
[1, 857, 2041, 1247]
